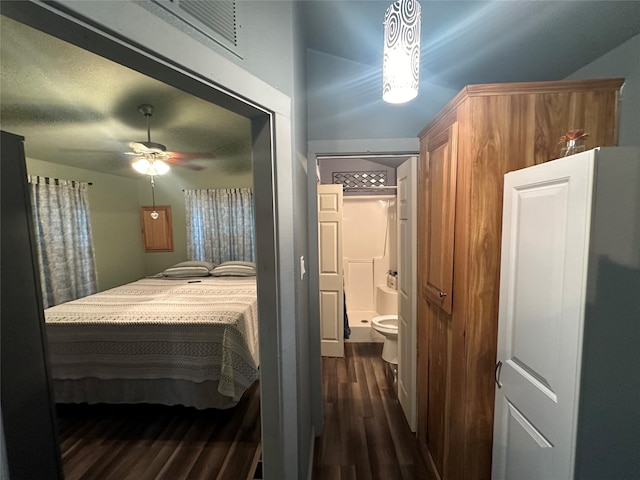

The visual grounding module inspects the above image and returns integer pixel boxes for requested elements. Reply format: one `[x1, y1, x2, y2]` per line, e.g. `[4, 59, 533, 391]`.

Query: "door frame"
[307, 139, 419, 431]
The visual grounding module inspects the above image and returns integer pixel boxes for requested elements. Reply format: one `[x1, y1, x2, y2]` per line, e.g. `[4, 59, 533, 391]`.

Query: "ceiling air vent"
[153, 0, 239, 54]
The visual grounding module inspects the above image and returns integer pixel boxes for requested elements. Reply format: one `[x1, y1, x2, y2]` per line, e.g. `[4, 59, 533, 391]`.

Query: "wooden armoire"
[416, 78, 623, 480]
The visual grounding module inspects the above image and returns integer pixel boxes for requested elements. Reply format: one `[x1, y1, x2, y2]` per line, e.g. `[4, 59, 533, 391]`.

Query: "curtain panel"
[184, 188, 255, 264]
[28, 176, 98, 308]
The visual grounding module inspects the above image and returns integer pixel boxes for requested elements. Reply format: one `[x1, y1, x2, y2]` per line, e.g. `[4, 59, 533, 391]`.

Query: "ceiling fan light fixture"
[383, 0, 421, 104]
[132, 158, 170, 176]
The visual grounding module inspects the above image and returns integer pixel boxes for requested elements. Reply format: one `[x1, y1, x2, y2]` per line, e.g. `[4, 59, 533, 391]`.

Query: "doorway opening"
[316, 154, 412, 343]
[1, 2, 281, 477]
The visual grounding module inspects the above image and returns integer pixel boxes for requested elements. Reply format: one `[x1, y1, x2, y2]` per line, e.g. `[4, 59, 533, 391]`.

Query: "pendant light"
[383, 0, 421, 104]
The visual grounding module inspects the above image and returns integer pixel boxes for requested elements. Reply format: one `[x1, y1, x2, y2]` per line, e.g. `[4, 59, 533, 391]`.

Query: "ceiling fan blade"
[165, 157, 206, 170]
[128, 141, 167, 152]
[166, 151, 217, 160]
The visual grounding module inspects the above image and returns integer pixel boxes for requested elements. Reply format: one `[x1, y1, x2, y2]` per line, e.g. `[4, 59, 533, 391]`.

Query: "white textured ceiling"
[0, 15, 252, 177]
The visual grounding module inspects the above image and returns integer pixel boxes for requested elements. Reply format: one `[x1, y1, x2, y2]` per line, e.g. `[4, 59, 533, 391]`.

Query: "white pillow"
[162, 260, 216, 278]
[210, 261, 256, 277]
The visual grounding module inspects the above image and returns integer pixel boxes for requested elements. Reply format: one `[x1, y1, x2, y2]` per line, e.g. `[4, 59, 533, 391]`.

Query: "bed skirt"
[52, 377, 256, 410]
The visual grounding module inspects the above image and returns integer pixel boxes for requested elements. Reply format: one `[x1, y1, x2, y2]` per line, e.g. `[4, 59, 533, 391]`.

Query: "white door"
[397, 157, 417, 431]
[492, 153, 594, 479]
[317, 184, 344, 357]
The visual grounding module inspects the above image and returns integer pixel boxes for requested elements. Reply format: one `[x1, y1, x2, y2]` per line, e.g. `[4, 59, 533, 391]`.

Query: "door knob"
[439, 291, 447, 298]
[495, 361, 503, 389]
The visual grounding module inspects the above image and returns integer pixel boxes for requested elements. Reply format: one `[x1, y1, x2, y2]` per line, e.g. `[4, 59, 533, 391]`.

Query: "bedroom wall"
[136, 160, 253, 277]
[26, 157, 254, 286]
[26, 157, 146, 291]
[566, 34, 640, 147]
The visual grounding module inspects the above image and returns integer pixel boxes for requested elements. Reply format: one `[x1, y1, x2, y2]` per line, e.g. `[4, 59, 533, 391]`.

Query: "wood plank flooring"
[57, 344, 429, 479]
[56, 381, 261, 480]
[313, 343, 433, 480]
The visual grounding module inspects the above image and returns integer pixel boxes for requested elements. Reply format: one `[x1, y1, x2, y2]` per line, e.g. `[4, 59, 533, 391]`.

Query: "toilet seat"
[371, 315, 398, 337]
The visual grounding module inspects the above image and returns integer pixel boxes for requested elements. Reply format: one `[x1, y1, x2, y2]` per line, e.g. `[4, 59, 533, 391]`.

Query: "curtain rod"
[181, 187, 252, 192]
[30, 175, 92, 186]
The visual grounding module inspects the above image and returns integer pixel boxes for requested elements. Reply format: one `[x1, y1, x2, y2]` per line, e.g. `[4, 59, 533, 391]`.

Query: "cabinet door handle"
[439, 291, 447, 298]
[495, 361, 503, 389]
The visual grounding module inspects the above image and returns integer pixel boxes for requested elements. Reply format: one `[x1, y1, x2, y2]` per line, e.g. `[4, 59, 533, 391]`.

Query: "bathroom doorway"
[316, 154, 414, 342]
[315, 153, 418, 430]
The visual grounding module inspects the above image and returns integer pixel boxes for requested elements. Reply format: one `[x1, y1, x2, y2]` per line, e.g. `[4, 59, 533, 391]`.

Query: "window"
[184, 188, 254, 264]
[28, 176, 97, 307]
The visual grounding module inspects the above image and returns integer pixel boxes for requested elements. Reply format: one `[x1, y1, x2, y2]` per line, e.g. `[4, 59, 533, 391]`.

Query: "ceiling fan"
[126, 103, 209, 174]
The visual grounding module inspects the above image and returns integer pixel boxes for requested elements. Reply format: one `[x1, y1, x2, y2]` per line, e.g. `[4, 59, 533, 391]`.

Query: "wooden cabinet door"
[417, 121, 459, 479]
[140, 205, 173, 252]
[422, 123, 458, 314]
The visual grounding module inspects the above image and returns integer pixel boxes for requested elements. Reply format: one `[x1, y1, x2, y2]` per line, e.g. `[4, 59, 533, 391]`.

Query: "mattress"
[44, 276, 259, 409]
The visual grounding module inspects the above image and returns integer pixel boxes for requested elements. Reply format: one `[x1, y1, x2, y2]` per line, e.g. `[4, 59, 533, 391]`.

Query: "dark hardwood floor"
[56, 381, 261, 480]
[313, 343, 432, 480]
[56, 343, 429, 479]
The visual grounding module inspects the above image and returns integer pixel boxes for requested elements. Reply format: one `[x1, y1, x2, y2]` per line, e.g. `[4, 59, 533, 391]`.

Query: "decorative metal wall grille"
[332, 171, 388, 188]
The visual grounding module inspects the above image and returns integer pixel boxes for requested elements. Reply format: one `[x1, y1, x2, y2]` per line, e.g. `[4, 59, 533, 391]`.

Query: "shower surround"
[342, 194, 398, 342]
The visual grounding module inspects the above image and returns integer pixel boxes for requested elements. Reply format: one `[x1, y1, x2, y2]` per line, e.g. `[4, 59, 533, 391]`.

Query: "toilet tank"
[375, 285, 398, 315]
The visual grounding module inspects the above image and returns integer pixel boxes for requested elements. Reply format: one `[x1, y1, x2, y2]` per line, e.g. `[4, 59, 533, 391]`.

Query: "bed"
[44, 268, 259, 410]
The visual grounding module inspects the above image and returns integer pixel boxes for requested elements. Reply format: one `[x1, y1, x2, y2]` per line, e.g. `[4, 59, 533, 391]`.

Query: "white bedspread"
[45, 276, 259, 405]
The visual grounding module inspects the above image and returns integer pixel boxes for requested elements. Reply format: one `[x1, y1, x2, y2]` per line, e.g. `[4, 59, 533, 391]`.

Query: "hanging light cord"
[149, 176, 159, 220]
[144, 114, 163, 218]
[151, 176, 156, 208]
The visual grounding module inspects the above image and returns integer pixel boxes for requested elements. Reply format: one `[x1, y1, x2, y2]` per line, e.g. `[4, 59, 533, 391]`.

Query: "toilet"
[371, 315, 399, 364]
